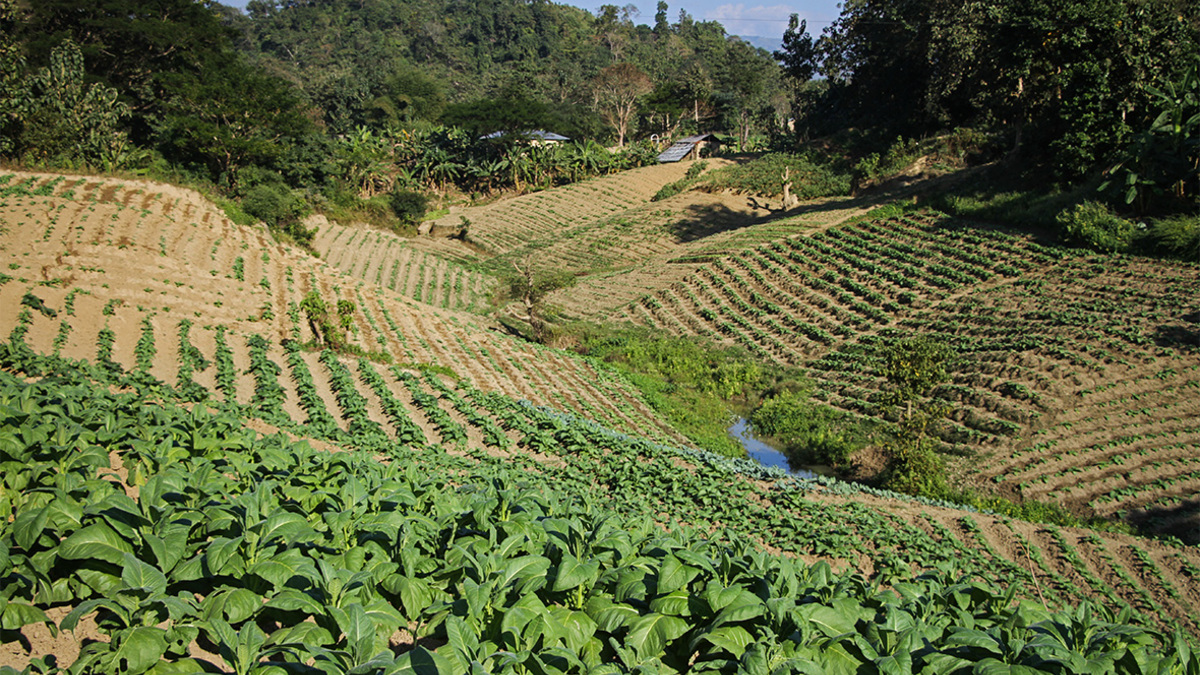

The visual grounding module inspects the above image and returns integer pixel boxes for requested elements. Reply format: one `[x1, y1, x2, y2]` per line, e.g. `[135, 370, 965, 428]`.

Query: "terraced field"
[0, 172, 682, 444]
[4, 342, 1199, 671]
[625, 211, 1200, 535]
[421, 161, 697, 257]
[3, 167, 1200, 672]
[313, 220, 494, 312]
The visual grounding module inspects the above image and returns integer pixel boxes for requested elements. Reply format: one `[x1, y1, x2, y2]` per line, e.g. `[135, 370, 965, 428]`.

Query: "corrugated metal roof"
[479, 130, 570, 141]
[657, 142, 695, 163]
[656, 134, 721, 162]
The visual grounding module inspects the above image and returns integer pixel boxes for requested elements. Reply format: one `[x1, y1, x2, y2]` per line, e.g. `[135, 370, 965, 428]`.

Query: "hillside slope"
[0, 171, 684, 444]
[1, 170, 1200, 673]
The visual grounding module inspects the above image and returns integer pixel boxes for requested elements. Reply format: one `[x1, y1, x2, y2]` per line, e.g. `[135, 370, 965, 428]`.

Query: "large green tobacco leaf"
[548, 607, 598, 653]
[624, 612, 690, 660]
[253, 511, 317, 548]
[333, 603, 382, 665]
[109, 626, 170, 675]
[649, 590, 692, 618]
[59, 521, 134, 565]
[586, 597, 639, 632]
[205, 536, 246, 577]
[144, 524, 190, 575]
[381, 574, 435, 622]
[0, 597, 53, 632]
[11, 505, 49, 550]
[796, 598, 866, 639]
[656, 554, 700, 595]
[972, 660, 1048, 675]
[700, 625, 754, 658]
[250, 547, 318, 589]
[385, 645, 456, 674]
[550, 553, 600, 592]
[496, 555, 550, 595]
[811, 640, 864, 675]
[708, 588, 765, 629]
[202, 587, 263, 624]
[121, 553, 168, 596]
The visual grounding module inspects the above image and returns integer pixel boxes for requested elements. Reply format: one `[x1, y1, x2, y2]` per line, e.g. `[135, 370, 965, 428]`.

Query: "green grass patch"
[573, 326, 805, 458]
[698, 152, 851, 200]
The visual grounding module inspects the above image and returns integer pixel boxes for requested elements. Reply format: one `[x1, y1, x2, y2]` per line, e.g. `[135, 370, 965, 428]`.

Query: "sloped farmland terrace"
[629, 211, 1200, 538]
[1, 170, 1200, 672]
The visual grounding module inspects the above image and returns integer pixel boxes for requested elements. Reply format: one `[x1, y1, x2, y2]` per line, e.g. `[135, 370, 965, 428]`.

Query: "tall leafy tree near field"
[592, 63, 654, 147]
[785, 0, 1200, 187]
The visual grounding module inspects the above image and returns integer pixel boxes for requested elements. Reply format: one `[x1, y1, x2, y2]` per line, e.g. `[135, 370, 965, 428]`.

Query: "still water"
[727, 417, 826, 479]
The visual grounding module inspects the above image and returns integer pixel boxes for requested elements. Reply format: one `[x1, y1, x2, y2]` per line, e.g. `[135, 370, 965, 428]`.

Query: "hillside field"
[1, 167, 1199, 673]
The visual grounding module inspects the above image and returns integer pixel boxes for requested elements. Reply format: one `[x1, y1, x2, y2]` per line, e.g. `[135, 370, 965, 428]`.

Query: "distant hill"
[736, 34, 783, 53]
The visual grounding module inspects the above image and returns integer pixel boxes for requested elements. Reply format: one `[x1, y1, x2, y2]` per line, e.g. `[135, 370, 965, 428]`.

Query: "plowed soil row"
[421, 162, 695, 256]
[0, 171, 678, 440]
[313, 219, 494, 312]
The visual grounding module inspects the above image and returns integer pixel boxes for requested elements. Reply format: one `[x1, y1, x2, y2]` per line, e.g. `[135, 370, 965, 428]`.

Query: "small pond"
[727, 417, 833, 479]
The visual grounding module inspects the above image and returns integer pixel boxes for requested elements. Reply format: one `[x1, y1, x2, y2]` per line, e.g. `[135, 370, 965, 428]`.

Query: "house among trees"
[479, 130, 571, 146]
[657, 134, 721, 163]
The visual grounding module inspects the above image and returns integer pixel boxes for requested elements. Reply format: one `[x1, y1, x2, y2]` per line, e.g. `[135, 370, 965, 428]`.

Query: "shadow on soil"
[1126, 499, 1200, 544]
[668, 187, 913, 244]
[1153, 311, 1200, 353]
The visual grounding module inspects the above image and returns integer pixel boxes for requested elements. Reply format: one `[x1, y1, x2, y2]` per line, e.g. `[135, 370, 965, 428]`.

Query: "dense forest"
[0, 0, 790, 238]
[1, 0, 1197, 236]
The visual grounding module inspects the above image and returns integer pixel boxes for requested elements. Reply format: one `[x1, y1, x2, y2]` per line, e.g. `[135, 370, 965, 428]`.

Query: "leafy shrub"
[1147, 213, 1200, 260]
[388, 188, 428, 226]
[242, 183, 314, 245]
[853, 136, 924, 184]
[751, 391, 865, 466]
[651, 180, 687, 202]
[684, 160, 708, 180]
[698, 153, 851, 199]
[1056, 201, 1140, 253]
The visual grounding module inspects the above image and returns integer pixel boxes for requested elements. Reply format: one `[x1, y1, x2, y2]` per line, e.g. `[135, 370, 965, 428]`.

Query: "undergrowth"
[573, 326, 807, 458]
[697, 153, 851, 199]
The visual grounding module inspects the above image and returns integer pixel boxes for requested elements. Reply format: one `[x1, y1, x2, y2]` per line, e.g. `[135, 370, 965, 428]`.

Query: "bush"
[242, 183, 314, 246]
[882, 437, 946, 497]
[651, 180, 687, 202]
[650, 162, 710, 202]
[1147, 213, 1200, 260]
[1056, 201, 1140, 253]
[751, 391, 866, 466]
[388, 188, 428, 227]
[698, 153, 851, 199]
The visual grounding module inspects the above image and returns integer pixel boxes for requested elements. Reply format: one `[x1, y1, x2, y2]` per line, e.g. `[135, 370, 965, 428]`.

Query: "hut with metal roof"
[657, 134, 721, 163]
[479, 130, 570, 145]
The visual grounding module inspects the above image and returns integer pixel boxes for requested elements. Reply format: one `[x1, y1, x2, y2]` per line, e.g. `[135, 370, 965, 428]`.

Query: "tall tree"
[774, 14, 816, 84]
[592, 63, 653, 146]
[19, 0, 237, 127]
[0, 0, 24, 156]
[653, 1, 670, 37]
[714, 40, 776, 149]
[18, 40, 132, 169]
[156, 54, 313, 187]
[502, 261, 576, 344]
[814, 0, 1199, 179]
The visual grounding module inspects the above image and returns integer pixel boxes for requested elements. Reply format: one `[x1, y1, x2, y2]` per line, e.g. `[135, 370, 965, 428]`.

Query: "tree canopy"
[780, 0, 1200, 183]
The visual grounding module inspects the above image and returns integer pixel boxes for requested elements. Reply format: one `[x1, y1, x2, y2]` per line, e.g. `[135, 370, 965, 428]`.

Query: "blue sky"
[577, 1, 843, 40]
[219, 0, 843, 44]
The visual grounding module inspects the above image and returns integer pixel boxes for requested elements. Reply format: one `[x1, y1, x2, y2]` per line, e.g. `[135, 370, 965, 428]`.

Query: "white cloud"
[705, 3, 796, 37]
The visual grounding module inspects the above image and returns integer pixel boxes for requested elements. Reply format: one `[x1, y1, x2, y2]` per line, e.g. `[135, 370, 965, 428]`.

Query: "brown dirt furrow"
[188, 324, 220, 395]
[384, 368, 450, 446]
[298, 349, 349, 432]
